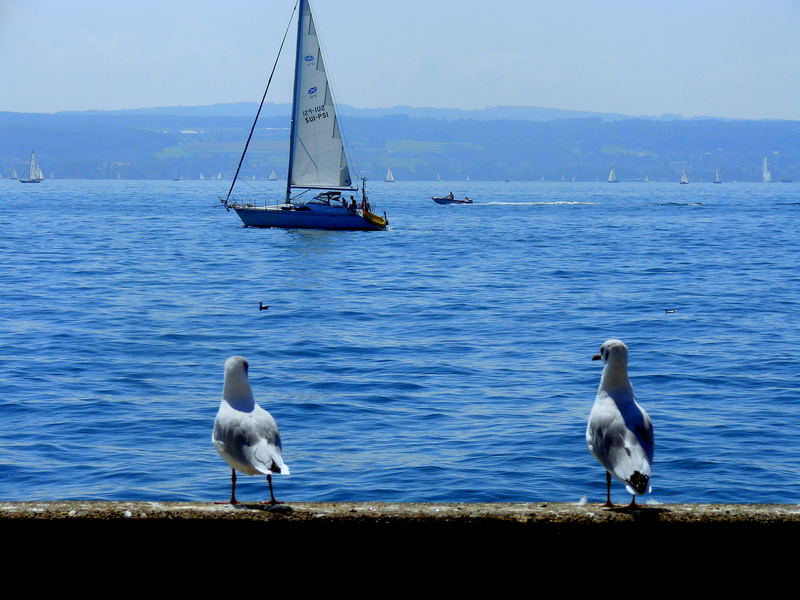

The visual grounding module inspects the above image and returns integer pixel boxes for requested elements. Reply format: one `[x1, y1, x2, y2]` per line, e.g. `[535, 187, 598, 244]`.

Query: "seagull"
[213, 356, 290, 505]
[664, 308, 677, 314]
[586, 339, 654, 508]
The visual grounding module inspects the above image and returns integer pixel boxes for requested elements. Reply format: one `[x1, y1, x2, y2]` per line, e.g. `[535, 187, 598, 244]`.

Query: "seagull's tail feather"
[271, 460, 290, 476]
[249, 440, 290, 476]
[625, 471, 651, 495]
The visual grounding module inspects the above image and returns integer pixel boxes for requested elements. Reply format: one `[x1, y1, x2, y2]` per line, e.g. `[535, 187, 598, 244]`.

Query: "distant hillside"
[0, 106, 797, 181]
[63, 102, 653, 122]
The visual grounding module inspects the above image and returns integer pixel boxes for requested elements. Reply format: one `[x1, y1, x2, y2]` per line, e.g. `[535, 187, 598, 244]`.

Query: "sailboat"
[19, 151, 45, 183]
[11, 169, 18, 180]
[607, 168, 618, 183]
[679, 170, 689, 184]
[713, 169, 721, 184]
[269, 169, 278, 181]
[762, 157, 772, 183]
[385, 167, 395, 182]
[223, 0, 387, 231]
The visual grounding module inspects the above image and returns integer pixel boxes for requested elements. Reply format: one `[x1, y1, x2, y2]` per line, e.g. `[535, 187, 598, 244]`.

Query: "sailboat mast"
[285, 0, 307, 203]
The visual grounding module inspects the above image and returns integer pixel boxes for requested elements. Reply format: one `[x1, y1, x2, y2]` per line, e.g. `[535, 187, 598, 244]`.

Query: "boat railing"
[220, 197, 275, 211]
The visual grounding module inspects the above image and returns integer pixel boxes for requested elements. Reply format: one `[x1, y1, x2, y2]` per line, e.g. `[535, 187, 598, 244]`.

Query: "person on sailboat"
[449, 192, 454, 200]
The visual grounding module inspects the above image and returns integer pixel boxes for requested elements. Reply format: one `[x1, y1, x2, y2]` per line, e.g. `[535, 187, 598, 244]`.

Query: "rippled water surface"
[1, 179, 799, 503]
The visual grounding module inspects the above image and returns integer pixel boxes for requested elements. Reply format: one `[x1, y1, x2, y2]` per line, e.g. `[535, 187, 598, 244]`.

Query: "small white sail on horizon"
[385, 167, 395, 182]
[714, 169, 721, 184]
[762, 157, 772, 183]
[680, 169, 689, 184]
[11, 169, 18, 179]
[608, 168, 618, 183]
[269, 169, 278, 180]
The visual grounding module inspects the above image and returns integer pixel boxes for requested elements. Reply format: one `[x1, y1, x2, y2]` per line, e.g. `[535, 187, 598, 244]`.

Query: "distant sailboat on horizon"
[762, 157, 772, 183]
[608, 167, 618, 183]
[19, 151, 45, 183]
[680, 169, 689, 184]
[713, 169, 721, 184]
[10, 168, 18, 180]
[385, 167, 395, 182]
[269, 169, 278, 181]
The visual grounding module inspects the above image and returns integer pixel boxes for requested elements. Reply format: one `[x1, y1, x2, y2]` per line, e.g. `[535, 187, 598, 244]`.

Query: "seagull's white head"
[223, 355, 253, 403]
[592, 339, 629, 365]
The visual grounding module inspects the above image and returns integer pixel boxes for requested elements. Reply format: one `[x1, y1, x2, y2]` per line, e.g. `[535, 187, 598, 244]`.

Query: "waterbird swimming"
[586, 339, 653, 507]
[259, 302, 270, 311]
[664, 308, 677, 314]
[213, 356, 289, 504]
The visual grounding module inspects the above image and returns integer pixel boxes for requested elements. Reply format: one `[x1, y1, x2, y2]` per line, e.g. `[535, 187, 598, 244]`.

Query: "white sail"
[288, 1, 352, 190]
[385, 167, 394, 182]
[714, 169, 721, 183]
[11, 169, 17, 179]
[762, 157, 771, 183]
[608, 168, 617, 183]
[25, 152, 44, 181]
[269, 169, 278, 180]
[680, 169, 689, 184]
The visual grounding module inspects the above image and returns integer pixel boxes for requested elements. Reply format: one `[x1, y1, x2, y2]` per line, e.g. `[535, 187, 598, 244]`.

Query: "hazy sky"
[1, 0, 799, 119]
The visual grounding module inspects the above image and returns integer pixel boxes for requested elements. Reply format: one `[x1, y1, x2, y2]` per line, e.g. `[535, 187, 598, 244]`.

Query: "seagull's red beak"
[592, 354, 602, 361]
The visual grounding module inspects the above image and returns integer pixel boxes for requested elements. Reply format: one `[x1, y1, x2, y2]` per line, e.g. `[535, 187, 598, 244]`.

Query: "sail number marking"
[303, 104, 329, 123]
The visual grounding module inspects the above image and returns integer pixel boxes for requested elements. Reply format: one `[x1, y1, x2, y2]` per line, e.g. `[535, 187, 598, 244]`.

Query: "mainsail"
[25, 152, 44, 181]
[287, 1, 352, 193]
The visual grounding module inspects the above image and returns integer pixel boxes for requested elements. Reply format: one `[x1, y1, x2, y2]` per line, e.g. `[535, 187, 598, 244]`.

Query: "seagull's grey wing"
[588, 394, 652, 492]
[240, 408, 290, 475]
[623, 402, 654, 464]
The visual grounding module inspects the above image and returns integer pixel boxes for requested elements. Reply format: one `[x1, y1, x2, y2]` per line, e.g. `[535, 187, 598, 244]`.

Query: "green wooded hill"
[1, 105, 797, 182]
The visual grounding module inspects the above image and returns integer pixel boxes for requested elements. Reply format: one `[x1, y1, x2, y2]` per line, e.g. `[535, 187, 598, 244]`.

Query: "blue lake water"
[1, 179, 799, 504]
